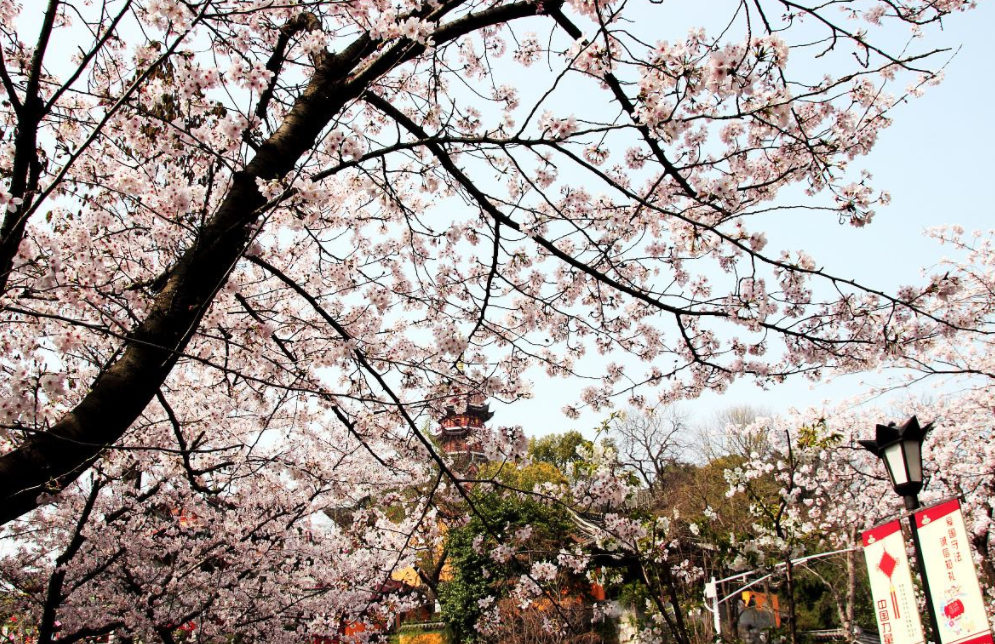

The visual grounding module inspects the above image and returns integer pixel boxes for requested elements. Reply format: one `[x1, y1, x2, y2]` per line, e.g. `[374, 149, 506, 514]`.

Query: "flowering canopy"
[0, 0, 987, 640]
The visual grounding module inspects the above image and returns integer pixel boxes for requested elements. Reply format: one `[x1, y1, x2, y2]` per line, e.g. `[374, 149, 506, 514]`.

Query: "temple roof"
[440, 401, 494, 423]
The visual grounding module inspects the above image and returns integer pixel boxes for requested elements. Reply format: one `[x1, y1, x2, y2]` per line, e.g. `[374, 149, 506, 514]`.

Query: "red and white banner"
[914, 499, 994, 644]
[863, 520, 925, 644]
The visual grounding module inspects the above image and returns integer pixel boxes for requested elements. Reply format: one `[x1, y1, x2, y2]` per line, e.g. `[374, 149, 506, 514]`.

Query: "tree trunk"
[784, 557, 799, 644]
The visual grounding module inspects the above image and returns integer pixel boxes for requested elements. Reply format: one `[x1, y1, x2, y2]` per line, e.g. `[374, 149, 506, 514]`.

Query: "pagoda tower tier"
[431, 395, 494, 467]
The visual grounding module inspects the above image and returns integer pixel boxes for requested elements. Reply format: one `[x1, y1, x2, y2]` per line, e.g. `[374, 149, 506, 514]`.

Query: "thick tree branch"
[0, 0, 553, 527]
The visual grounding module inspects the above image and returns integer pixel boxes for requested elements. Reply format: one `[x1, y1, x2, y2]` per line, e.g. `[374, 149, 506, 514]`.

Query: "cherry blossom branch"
[363, 92, 704, 323]
[155, 391, 231, 496]
[245, 251, 582, 630]
[0, 1, 213, 295]
[254, 12, 321, 123]
[24, 0, 60, 114]
[464, 219, 501, 352]
[0, 0, 560, 528]
[41, 0, 135, 114]
[36, 477, 105, 644]
[0, 44, 21, 114]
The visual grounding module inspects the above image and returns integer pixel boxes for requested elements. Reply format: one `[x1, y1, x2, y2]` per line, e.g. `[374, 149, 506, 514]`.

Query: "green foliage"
[793, 572, 842, 631]
[438, 463, 575, 643]
[616, 579, 651, 611]
[476, 460, 567, 490]
[796, 419, 843, 450]
[438, 416, 879, 642]
[528, 431, 592, 471]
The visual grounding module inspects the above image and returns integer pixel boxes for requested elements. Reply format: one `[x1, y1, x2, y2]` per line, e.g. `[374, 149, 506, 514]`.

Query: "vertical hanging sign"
[863, 520, 925, 644]
[914, 499, 994, 644]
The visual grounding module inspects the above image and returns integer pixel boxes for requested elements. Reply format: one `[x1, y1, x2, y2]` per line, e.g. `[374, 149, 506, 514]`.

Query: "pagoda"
[431, 394, 493, 468]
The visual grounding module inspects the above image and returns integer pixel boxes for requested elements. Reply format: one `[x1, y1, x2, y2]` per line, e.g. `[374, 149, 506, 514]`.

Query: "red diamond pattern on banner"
[878, 550, 898, 578]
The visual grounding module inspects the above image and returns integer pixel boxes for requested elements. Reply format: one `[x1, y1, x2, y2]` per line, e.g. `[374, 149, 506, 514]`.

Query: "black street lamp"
[858, 416, 932, 499]
[859, 416, 941, 641]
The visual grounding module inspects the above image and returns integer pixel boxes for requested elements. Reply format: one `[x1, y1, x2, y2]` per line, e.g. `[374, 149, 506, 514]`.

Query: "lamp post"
[858, 416, 941, 642]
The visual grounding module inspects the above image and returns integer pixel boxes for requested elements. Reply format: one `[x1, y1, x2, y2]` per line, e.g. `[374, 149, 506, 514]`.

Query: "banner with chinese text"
[914, 499, 993, 644]
[863, 520, 925, 644]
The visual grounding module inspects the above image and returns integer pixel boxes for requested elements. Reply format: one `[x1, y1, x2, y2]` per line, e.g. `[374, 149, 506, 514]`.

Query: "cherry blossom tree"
[725, 392, 995, 634]
[0, 0, 988, 639]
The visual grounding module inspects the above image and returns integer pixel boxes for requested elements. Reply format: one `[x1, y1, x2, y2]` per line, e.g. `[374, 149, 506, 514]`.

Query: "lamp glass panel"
[904, 440, 923, 484]
[883, 443, 908, 487]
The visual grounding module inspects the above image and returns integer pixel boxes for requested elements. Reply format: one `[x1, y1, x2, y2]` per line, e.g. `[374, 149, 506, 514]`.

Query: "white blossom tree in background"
[722, 227, 995, 626]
